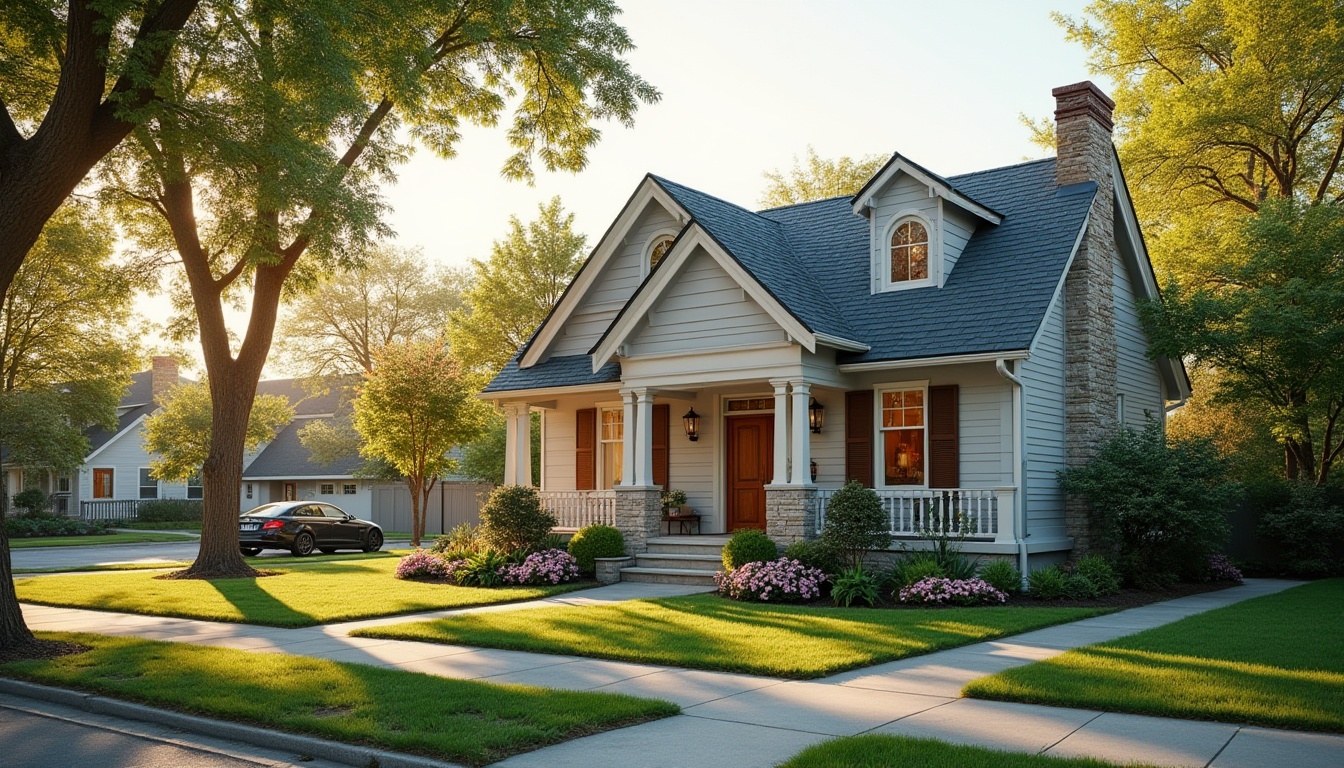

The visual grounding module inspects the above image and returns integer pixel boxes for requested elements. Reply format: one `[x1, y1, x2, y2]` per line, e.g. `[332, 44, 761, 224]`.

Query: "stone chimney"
[151, 355, 179, 405]
[1054, 81, 1119, 556]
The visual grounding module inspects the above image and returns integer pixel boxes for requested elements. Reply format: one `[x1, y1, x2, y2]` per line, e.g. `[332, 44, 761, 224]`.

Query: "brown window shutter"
[575, 408, 596, 490]
[928, 385, 960, 489]
[845, 390, 874, 487]
[652, 403, 670, 489]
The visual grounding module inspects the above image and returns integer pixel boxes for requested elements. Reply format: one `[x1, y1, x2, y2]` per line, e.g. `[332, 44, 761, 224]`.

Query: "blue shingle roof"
[483, 354, 621, 395]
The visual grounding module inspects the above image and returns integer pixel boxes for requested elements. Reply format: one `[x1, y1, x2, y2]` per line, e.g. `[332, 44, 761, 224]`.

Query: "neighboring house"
[484, 82, 1189, 570]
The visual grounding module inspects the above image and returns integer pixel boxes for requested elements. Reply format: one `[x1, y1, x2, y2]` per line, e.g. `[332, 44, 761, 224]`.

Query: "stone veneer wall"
[765, 486, 819, 545]
[614, 487, 663, 554]
[1054, 81, 1120, 556]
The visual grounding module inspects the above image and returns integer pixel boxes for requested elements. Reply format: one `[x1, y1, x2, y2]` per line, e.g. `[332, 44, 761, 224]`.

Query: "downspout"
[995, 358, 1030, 588]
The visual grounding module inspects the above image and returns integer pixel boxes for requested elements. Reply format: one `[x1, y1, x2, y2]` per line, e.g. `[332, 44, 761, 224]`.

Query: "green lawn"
[1, 632, 676, 767]
[9, 532, 197, 548]
[117, 521, 203, 531]
[964, 579, 1344, 732]
[780, 735, 1150, 768]
[15, 556, 594, 627]
[353, 593, 1108, 679]
[12, 550, 397, 575]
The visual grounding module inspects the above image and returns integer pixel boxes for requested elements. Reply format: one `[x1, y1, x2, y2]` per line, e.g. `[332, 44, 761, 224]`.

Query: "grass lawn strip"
[964, 579, 1344, 733]
[10, 532, 198, 548]
[15, 556, 594, 627]
[780, 734, 1153, 768]
[1, 632, 676, 767]
[353, 592, 1109, 679]
[13, 550, 399, 575]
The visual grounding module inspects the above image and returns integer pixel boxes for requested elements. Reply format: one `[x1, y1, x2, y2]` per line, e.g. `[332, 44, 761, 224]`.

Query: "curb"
[0, 678, 462, 768]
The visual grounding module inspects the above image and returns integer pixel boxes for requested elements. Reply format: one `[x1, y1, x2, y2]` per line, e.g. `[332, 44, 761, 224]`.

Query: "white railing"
[815, 487, 1015, 543]
[539, 489, 617, 530]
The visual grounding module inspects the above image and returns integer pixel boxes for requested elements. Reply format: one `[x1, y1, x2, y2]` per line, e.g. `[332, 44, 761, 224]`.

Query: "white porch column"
[619, 390, 636, 487]
[502, 403, 532, 487]
[789, 382, 812, 485]
[518, 406, 533, 487]
[503, 404, 519, 485]
[769, 379, 790, 485]
[634, 389, 654, 487]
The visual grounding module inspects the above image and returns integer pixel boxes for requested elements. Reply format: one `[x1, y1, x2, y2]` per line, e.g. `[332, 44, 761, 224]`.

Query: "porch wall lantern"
[683, 407, 701, 442]
[810, 460, 818, 483]
[808, 397, 825, 433]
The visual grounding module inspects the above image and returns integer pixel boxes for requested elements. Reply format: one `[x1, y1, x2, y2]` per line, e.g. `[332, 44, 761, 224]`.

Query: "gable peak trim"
[851, 152, 1003, 225]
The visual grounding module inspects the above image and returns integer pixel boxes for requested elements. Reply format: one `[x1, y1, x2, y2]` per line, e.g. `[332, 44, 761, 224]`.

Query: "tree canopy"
[142, 381, 293, 483]
[448, 196, 587, 377]
[758, 147, 886, 208]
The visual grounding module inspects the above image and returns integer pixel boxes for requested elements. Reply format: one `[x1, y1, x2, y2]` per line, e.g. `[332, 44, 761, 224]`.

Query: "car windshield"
[241, 504, 287, 517]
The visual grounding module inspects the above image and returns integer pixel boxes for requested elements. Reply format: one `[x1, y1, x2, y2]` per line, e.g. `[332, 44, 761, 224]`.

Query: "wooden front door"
[726, 415, 773, 531]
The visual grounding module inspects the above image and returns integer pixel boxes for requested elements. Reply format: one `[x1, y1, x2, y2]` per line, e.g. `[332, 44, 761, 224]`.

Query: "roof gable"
[850, 152, 1003, 225]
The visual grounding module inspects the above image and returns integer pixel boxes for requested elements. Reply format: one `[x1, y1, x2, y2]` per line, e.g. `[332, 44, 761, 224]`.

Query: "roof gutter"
[995, 358, 1030, 590]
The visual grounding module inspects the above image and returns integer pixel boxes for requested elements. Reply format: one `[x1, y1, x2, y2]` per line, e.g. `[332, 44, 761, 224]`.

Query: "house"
[483, 82, 1189, 571]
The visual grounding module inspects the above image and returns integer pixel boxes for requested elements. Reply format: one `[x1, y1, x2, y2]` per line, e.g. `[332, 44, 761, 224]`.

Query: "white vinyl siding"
[1020, 296, 1067, 540]
[869, 173, 978, 292]
[628, 248, 785, 356]
[1113, 247, 1165, 428]
[79, 427, 189, 501]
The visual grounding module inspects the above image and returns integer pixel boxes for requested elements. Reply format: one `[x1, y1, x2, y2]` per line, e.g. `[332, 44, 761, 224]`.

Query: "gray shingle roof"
[243, 417, 364, 478]
[483, 354, 621, 395]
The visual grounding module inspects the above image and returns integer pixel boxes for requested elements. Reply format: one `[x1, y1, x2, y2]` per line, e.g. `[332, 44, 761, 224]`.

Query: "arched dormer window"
[890, 219, 929, 283]
[645, 232, 676, 275]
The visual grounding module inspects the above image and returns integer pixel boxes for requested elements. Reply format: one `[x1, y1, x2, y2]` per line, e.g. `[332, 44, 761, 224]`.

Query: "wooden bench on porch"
[661, 509, 701, 535]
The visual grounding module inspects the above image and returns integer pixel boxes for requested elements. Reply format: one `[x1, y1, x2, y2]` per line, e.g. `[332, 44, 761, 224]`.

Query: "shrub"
[12, 488, 49, 516]
[1072, 556, 1121, 597]
[453, 550, 510, 587]
[890, 553, 945, 589]
[432, 523, 485, 554]
[5, 517, 111, 538]
[782, 539, 843, 577]
[721, 529, 779, 570]
[715, 558, 827, 602]
[499, 549, 581, 585]
[479, 486, 557, 553]
[898, 577, 1006, 606]
[395, 550, 449, 580]
[1257, 481, 1344, 577]
[831, 566, 882, 607]
[137, 499, 204, 523]
[821, 481, 891, 569]
[1206, 553, 1244, 583]
[567, 524, 625, 573]
[1028, 566, 1069, 600]
[1027, 564, 1113, 600]
[1059, 423, 1237, 587]
[977, 559, 1023, 595]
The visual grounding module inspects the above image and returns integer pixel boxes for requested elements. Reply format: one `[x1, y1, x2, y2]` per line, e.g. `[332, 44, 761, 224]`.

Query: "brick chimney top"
[1052, 81, 1115, 131]
[1053, 81, 1116, 188]
[151, 356, 178, 405]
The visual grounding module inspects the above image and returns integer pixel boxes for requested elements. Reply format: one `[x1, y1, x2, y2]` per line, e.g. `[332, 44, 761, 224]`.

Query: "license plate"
[240, 524, 260, 531]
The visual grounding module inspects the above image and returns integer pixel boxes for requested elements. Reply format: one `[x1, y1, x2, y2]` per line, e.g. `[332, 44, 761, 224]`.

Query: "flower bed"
[898, 576, 1007, 606]
[716, 558, 827, 602]
[395, 548, 580, 587]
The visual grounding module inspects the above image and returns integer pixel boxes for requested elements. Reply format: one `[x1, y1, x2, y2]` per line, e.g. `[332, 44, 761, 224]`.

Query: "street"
[10, 536, 410, 572]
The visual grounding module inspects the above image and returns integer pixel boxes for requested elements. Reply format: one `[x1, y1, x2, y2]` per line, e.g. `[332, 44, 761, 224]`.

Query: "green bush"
[1072, 555, 1121, 596]
[977, 559, 1023, 595]
[721, 529, 779, 570]
[889, 553, 944, 589]
[1257, 481, 1344, 577]
[5, 517, 112, 538]
[432, 523, 485, 554]
[821, 481, 892, 569]
[831, 566, 881, 607]
[782, 539, 843, 576]
[12, 488, 49, 516]
[567, 524, 625, 573]
[479, 486, 557, 553]
[136, 499, 203, 523]
[1028, 565, 1070, 600]
[453, 550, 510, 587]
[1059, 423, 1237, 588]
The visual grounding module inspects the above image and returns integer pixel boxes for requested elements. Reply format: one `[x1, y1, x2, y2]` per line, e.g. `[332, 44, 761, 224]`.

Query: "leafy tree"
[758, 147, 886, 208]
[1167, 363, 1283, 484]
[1143, 199, 1344, 485]
[98, 1, 657, 578]
[459, 412, 540, 486]
[142, 381, 293, 484]
[448, 196, 587, 377]
[0, 0, 201, 309]
[352, 340, 488, 546]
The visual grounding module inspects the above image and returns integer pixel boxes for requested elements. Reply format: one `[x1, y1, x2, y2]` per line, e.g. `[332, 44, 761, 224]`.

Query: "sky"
[139, 0, 1112, 374]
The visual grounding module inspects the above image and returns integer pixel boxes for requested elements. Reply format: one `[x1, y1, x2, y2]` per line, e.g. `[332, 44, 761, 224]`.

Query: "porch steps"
[618, 535, 729, 587]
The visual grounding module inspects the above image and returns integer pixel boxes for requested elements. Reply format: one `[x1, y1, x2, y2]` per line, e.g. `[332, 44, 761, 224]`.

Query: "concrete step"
[618, 566, 719, 587]
[634, 553, 723, 572]
[646, 536, 729, 556]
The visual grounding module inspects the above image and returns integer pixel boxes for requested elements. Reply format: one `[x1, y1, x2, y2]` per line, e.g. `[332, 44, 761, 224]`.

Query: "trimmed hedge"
[567, 525, 625, 573]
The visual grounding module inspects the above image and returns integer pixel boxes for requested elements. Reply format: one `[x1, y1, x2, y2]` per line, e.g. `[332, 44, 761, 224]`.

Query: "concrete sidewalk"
[16, 578, 1344, 768]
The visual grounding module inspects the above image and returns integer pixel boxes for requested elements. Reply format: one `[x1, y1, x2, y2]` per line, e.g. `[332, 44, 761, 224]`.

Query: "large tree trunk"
[0, 516, 37, 650]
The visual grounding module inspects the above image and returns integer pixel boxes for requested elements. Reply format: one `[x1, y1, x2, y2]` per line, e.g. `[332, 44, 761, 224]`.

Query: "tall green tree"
[353, 340, 488, 546]
[758, 146, 886, 208]
[142, 381, 294, 487]
[1166, 363, 1283, 484]
[448, 196, 587, 377]
[100, 1, 657, 578]
[1142, 199, 1344, 485]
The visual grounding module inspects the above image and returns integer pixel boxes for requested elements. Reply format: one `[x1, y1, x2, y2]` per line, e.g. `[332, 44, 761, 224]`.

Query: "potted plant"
[661, 488, 689, 515]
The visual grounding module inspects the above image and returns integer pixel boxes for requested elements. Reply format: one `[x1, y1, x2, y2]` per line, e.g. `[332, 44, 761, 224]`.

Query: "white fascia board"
[851, 157, 1002, 225]
[520, 178, 689, 369]
[83, 413, 149, 463]
[476, 382, 620, 402]
[1029, 209, 1091, 357]
[837, 350, 1028, 373]
[590, 226, 815, 372]
[243, 475, 357, 480]
[814, 332, 870, 352]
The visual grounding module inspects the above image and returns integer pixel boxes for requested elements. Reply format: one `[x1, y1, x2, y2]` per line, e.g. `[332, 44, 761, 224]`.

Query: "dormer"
[851, 153, 1002, 294]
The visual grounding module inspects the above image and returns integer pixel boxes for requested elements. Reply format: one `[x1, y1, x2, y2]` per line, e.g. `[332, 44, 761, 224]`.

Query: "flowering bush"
[395, 549, 449, 580]
[1206, 553, 1244, 583]
[898, 576, 1007, 606]
[715, 558, 827, 603]
[499, 548, 581, 585]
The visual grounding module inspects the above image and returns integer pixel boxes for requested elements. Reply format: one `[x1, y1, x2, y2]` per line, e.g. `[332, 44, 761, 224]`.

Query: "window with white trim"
[245, 483, 253, 499]
[644, 231, 678, 277]
[879, 387, 926, 486]
[599, 407, 624, 489]
[342, 483, 357, 495]
[138, 468, 159, 499]
[320, 482, 335, 495]
[186, 474, 204, 499]
[889, 218, 929, 284]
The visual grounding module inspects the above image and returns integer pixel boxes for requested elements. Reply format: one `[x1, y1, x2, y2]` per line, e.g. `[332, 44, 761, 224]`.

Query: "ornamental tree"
[142, 381, 293, 484]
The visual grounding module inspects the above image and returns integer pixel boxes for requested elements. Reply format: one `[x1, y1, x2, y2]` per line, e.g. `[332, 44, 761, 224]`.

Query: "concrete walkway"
[15, 578, 1344, 768]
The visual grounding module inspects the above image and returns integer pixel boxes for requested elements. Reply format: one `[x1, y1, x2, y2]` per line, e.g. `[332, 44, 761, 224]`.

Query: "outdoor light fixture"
[683, 407, 700, 442]
[809, 397, 825, 433]
[810, 460, 818, 483]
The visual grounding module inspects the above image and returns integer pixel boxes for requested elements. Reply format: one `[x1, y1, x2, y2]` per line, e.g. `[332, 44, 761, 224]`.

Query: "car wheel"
[363, 529, 384, 553]
[290, 531, 315, 557]
[240, 548, 261, 556]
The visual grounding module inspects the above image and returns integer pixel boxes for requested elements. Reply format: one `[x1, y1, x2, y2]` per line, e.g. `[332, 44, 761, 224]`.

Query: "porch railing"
[815, 487, 1015, 543]
[79, 498, 203, 521]
[539, 490, 617, 530]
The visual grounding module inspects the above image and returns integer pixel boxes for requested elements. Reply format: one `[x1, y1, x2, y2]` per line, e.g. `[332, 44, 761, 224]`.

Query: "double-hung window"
[879, 387, 926, 486]
[599, 407, 624, 489]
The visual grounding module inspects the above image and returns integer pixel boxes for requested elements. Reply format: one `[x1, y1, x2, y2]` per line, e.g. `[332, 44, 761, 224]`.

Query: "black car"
[238, 501, 384, 557]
